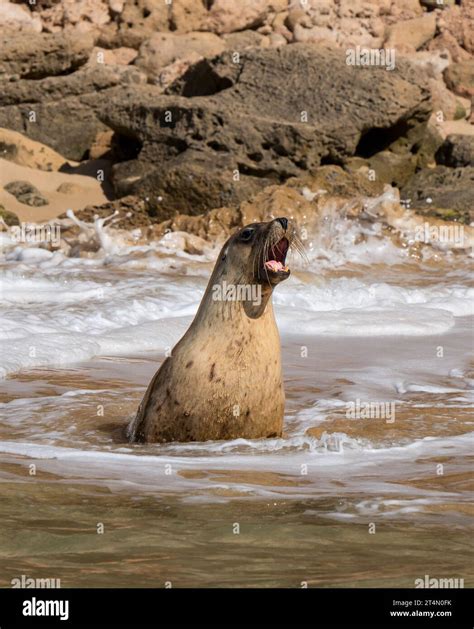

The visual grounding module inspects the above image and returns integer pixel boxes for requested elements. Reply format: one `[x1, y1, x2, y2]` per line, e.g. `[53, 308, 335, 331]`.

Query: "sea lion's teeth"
[264, 260, 283, 272]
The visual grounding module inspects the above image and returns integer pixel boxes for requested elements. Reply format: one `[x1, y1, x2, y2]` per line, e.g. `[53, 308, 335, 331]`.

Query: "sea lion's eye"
[239, 228, 255, 242]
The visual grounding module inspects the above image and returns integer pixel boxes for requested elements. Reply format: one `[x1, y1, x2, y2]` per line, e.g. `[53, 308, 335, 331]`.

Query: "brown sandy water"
[0, 327, 472, 588]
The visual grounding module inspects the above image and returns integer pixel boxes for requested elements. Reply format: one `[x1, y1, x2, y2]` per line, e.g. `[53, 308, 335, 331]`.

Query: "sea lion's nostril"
[276, 217, 288, 230]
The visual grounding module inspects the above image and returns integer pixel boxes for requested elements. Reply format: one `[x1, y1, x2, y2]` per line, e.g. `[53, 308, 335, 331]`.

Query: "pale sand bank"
[0, 158, 113, 222]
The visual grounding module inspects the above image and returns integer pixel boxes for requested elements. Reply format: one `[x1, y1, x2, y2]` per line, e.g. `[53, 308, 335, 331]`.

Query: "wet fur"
[129, 219, 298, 443]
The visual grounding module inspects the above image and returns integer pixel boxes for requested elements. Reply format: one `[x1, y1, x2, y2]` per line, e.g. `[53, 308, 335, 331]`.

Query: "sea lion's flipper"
[128, 358, 170, 442]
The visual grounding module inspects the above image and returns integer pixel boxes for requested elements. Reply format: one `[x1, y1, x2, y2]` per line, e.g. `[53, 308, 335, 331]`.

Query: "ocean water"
[0, 208, 472, 587]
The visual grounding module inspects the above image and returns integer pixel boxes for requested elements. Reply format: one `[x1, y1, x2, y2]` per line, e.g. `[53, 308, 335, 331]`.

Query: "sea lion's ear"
[221, 245, 229, 261]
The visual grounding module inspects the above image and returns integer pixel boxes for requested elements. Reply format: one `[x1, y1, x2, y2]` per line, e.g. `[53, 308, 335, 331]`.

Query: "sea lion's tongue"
[264, 260, 288, 272]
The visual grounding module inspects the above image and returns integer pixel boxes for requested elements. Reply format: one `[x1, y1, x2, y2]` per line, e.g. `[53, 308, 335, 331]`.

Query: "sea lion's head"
[209, 217, 300, 319]
[223, 217, 296, 287]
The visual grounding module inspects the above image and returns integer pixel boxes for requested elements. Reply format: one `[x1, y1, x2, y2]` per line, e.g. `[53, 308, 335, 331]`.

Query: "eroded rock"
[99, 45, 432, 216]
[385, 13, 436, 52]
[135, 32, 225, 84]
[401, 166, 474, 220]
[436, 135, 474, 167]
[0, 64, 146, 160]
[444, 61, 474, 99]
[0, 31, 94, 80]
[4, 180, 49, 206]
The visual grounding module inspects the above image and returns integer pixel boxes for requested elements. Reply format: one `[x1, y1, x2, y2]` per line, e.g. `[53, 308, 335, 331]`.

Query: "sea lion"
[129, 217, 297, 444]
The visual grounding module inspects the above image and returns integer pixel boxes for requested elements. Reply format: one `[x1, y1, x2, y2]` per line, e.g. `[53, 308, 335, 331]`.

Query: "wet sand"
[0, 157, 112, 222]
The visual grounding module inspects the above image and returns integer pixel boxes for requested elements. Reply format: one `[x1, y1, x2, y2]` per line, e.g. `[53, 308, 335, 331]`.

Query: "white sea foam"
[277, 306, 455, 336]
[1, 270, 470, 375]
[0, 432, 471, 501]
[0, 263, 472, 375]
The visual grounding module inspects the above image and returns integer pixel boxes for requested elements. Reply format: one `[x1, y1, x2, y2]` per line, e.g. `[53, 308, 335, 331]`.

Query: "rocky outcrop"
[427, 78, 469, 121]
[436, 2, 474, 57]
[415, 120, 444, 169]
[436, 135, 474, 168]
[288, 164, 385, 199]
[0, 63, 146, 160]
[428, 31, 471, 64]
[103, 0, 288, 48]
[152, 205, 243, 242]
[401, 166, 474, 221]
[288, 4, 386, 48]
[1, 0, 471, 234]
[134, 32, 226, 85]
[0, 1, 43, 33]
[385, 13, 436, 52]
[222, 30, 270, 50]
[99, 45, 432, 216]
[0, 31, 94, 80]
[204, 0, 271, 35]
[110, 149, 273, 219]
[110, 0, 175, 48]
[86, 46, 138, 67]
[26, 0, 111, 35]
[365, 151, 418, 187]
[444, 61, 474, 99]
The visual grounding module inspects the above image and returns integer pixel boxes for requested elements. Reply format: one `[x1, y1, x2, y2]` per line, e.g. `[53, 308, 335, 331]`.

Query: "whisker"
[289, 229, 308, 265]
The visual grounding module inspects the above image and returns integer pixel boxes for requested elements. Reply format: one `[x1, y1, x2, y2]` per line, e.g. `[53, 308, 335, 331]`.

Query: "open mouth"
[264, 237, 290, 275]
